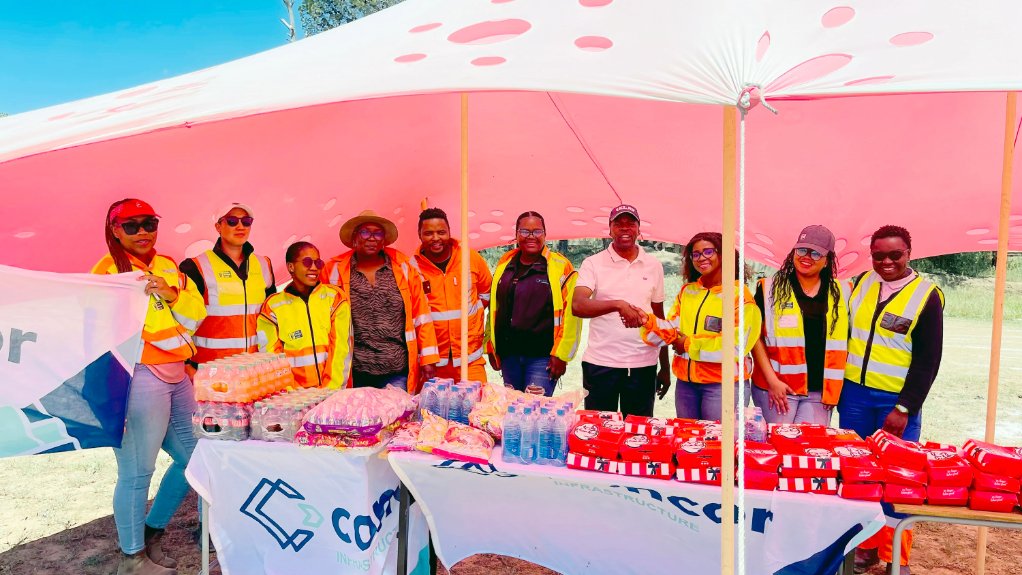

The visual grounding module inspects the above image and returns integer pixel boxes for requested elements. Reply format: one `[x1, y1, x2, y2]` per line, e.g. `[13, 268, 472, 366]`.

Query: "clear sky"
[0, 1, 298, 115]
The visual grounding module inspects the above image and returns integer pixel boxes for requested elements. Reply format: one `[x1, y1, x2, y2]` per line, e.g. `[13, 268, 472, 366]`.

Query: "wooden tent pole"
[460, 93, 471, 384]
[720, 105, 738, 575]
[976, 89, 1016, 575]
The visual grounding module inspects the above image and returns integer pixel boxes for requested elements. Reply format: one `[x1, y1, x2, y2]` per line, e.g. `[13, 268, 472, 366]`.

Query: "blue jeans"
[500, 355, 555, 396]
[113, 365, 197, 554]
[751, 387, 833, 426]
[838, 378, 922, 523]
[837, 379, 921, 442]
[352, 370, 408, 390]
[675, 379, 751, 420]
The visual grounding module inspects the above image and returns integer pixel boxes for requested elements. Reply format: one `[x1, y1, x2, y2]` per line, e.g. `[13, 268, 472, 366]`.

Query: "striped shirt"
[349, 257, 408, 375]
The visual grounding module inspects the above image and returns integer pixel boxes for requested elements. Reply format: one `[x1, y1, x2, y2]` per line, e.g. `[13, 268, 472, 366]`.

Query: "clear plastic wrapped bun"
[434, 421, 496, 464]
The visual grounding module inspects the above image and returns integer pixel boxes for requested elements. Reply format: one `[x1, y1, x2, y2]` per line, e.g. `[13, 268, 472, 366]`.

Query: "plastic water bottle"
[550, 408, 568, 466]
[520, 406, 538, 464]
[501, 405, 522, 463]
[461, 385, 476, 424]
[537, 407, 553, 465]
[455, 384, 470, 424]
[447, 384, 464, 424]
[434, 382, 450, 419]
[752, 407, 767, 443]
[421, 380, 442, 418]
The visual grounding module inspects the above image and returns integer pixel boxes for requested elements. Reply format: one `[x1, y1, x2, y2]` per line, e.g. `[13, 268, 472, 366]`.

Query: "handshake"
[616, 301, 649, 329]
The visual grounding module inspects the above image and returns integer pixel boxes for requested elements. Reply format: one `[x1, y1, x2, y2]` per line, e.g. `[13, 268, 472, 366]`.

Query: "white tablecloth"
[186, 439, 429, 575]
[389, 448, 883, 575]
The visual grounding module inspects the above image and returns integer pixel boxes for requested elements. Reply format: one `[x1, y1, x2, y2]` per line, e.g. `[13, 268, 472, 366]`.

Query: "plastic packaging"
[519, 406, 538, 464]
[550, 408, 568, 467]
[416, 411, 450, 453]
[434, 422, 496, 464]
[302, 387, 415, 436]
[389, 422, 422, 452]
[502, 405, 522, 464]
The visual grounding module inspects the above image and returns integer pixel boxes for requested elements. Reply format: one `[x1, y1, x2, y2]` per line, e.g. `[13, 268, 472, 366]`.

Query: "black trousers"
[581, 361, 657, 417]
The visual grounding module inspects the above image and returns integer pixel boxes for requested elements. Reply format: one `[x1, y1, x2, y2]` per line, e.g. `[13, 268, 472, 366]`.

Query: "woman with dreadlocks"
[750, 225, 849, 425]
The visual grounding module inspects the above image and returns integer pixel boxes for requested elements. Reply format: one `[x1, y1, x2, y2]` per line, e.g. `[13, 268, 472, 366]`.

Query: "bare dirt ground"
[2, 317, 1021, 574]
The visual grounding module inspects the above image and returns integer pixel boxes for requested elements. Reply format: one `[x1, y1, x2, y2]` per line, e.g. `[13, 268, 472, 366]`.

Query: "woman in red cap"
[92, 199, 208, 575]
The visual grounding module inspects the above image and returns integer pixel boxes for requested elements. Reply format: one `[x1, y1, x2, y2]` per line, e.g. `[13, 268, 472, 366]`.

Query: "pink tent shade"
[1, 90, 1019, 276]
[1, 0, 1020, 276]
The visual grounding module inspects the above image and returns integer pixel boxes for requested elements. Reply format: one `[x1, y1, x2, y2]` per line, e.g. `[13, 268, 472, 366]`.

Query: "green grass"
[932, 279, 1022, 321]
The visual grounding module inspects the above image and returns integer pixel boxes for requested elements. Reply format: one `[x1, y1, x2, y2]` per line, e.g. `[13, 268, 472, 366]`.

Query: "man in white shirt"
[572, 205, 671, 416]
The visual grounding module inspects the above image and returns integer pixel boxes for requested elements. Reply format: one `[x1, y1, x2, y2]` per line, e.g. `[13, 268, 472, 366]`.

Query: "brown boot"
[116, 551, 177, 575]
[854, 548, 879, 574]
[144, 526, 178, 569]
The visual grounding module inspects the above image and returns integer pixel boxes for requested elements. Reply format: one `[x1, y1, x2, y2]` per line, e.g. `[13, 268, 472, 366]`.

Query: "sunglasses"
[294, 257, 324, 269]
[871, 250, 906, 262]
[690, 247, 718, 260]
[794, 247, 824, 261]
[117, 218, 159, 235]
[517, 228, 546, 238]
[221, 215, 254, 227]
[357, 229, 386, 241]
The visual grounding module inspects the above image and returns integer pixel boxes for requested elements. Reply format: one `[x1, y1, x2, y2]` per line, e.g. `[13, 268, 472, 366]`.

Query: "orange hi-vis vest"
[486, 246, 582, 362]
[751, 276, 850, 404]
[189, 250, 273, 364]
[91, 252, 207, 365]
[641, 278, 761, 384]
[257, 283, 352, 389]
[414, 240, 492, 370]
[320, 247, 439, 391]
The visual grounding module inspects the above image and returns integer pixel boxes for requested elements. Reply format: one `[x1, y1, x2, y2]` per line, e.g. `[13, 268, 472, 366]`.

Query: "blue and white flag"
[0, 264, 148, 457]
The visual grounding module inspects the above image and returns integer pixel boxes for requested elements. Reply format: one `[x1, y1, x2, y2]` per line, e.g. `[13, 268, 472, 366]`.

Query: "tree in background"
[914, 252, 998, 278]
[299, 0, 404, 35]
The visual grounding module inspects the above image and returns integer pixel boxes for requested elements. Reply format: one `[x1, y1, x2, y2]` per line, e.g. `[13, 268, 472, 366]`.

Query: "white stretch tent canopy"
[0, 0, 1020, 275]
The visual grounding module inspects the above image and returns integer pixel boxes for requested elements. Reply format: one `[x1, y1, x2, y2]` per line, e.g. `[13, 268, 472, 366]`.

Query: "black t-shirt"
[435, 257, 451, 273]
[755, 279, 829, 393]
[494, 254, 555, 357]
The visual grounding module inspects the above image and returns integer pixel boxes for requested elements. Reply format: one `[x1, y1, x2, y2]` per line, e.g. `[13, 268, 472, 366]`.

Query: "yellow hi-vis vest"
[486, 246, 582, 363]
[844, 271, 943, 393]
[190, 250, 273, 364]
[91, 252, 207, 365]
[257, 283, 352, 389]
[752, 277, 849, 405]
[641, 279, 760, 384]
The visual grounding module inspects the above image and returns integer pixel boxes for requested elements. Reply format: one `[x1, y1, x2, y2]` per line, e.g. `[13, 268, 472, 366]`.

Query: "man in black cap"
[571, 204, 671, 416]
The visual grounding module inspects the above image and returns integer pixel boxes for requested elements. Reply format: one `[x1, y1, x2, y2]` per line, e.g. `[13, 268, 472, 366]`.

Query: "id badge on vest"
[778, 314, 799, 329]
[704, 315, 722, 333]
[879, 312, 912, 335]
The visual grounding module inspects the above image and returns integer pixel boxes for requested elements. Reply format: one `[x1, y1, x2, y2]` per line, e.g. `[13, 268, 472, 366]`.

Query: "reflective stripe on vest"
[192, 251, 270, 362]
[844, 272, 937, 393]
[435, 346, 486, 367]
[756, 276, 849, 398]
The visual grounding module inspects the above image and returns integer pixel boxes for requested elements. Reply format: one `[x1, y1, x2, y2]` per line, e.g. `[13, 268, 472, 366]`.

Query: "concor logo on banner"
[240, 477, 400, 557]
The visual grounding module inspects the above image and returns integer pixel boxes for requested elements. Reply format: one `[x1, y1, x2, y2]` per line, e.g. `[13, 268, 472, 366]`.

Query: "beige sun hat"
[339, 210, 399, 248]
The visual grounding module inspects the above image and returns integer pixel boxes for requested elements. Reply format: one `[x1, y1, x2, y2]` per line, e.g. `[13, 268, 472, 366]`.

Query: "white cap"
[216, 202, 256, 220]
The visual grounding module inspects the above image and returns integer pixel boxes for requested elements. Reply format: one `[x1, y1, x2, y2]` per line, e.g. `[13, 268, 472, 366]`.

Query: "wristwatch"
[894, 404, 909, 414]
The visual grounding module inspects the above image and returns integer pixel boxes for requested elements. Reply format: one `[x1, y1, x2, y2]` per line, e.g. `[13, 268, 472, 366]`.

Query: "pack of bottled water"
[250, 388, 334, 442]
[418, 378, 481, 425]
[502, 398, 572, 467]
[192, 352, 298, 441]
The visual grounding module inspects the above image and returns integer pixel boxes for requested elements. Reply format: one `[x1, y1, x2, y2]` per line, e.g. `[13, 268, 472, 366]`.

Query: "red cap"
[110, 199, 159, 222]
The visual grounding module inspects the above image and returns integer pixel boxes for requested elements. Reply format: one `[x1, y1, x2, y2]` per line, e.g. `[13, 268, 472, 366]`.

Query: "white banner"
[390, 450, 884, 575]
[0, 265, 148, 456]
[186, 439, 430, 575]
